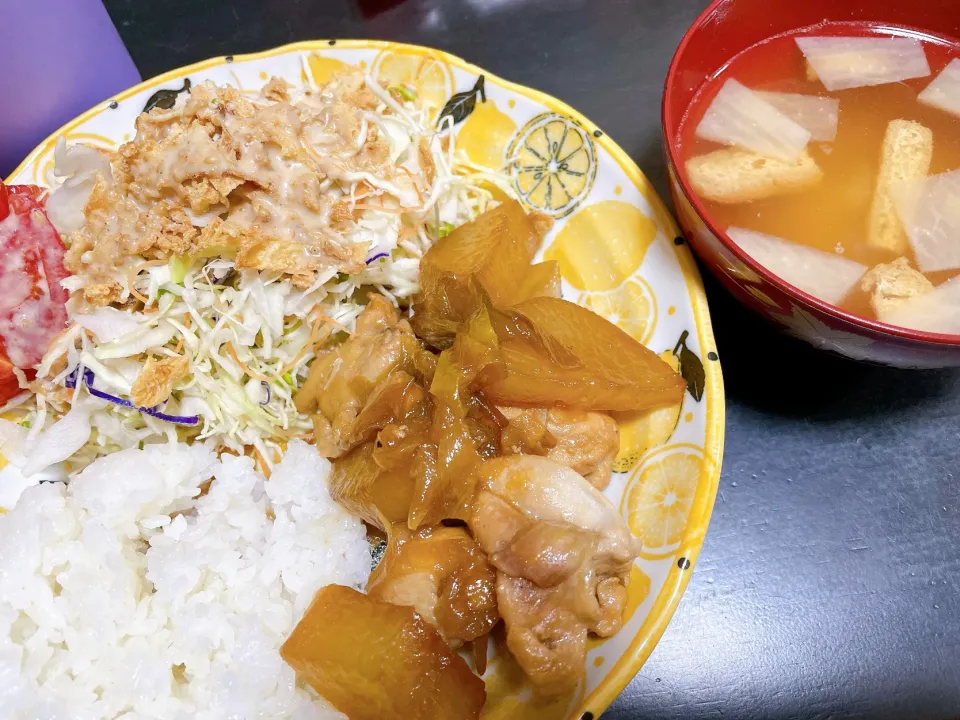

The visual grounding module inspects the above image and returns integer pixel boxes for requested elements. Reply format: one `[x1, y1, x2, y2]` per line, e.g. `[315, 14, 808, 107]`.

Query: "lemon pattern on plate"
[307, 53, 353, 86]
[545, 200, 657, 291]
[508, 113, 597, 217]
[622, 444, 705, 559]
[457, 98, 517, 170]
[611, 351, 683, 472]
[372, 48, 454, 119]
[550, 200, 673, 471]
[579, 276, 657, 346]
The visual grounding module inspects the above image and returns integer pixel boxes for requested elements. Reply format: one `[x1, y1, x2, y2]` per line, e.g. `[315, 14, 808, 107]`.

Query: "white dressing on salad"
[22, 68, 511, 473]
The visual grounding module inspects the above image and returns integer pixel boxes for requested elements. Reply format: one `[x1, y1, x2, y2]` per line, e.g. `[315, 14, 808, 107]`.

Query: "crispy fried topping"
[66, 71, 432, 307]
[130, 355, 191, 407]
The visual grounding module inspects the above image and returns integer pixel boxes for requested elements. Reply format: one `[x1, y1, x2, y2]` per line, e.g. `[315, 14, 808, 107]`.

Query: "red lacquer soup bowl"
[662, 0, 960, 368]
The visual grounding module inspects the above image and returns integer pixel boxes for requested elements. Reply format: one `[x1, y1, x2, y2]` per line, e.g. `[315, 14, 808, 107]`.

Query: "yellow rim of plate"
[5, 40, 726, 719]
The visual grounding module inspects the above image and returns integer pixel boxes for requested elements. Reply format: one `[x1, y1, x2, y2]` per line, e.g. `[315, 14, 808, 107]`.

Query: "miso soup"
[679, 22, 960, 335]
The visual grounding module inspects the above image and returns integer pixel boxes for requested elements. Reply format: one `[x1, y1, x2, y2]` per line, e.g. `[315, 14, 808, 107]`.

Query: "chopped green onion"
[169, 256, 192, 284]
[438, 221, 456, 238]
[282, 371, 294, 388]
[392, 85, 417, 102]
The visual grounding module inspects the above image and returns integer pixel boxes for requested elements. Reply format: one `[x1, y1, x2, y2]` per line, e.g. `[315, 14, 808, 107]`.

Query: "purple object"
[65, 367, 200, 426]
[0, 0, 140, 177]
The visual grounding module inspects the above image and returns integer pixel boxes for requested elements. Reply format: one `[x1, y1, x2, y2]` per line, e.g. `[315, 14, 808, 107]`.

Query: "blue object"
[0, 0, 141, 177]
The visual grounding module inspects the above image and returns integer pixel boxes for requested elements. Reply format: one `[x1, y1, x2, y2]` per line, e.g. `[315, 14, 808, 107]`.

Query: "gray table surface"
[102, 0, 960, 717]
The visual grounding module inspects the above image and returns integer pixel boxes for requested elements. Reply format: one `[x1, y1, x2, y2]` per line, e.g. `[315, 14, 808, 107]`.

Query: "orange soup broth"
[678, 23, 960, 318]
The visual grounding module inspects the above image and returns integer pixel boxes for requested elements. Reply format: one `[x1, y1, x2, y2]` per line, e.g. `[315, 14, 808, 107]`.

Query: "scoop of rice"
[0, 440, 369, 719]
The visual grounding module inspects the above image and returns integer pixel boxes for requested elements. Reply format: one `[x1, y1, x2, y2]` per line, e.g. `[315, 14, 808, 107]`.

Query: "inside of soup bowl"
[662, 0, 960, 351]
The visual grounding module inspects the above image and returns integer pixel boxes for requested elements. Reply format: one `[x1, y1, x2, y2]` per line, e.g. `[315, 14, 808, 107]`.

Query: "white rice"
[0, 440, 370, 719]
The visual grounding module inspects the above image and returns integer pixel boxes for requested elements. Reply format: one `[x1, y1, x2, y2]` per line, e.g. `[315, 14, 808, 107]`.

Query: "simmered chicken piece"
[469, 455, 639, 695]
[294, 296, 435, 457]
[282, 584, 485, 720]
[367, 524, 499, 646]
[323, 309, 499, 531]
[499, 407, 620, 489]
[330, 439, 420, 529]
[284, 188, 684, 704]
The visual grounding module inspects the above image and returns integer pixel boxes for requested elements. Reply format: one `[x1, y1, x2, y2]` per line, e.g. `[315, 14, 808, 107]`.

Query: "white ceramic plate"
[7, 40, 725, 720]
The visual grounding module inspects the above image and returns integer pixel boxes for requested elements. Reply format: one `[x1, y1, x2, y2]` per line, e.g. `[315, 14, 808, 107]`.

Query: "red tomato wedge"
[0, 182, 69, 403]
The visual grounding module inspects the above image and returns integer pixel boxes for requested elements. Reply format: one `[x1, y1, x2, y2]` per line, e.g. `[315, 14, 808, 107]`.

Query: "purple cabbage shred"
[65, 367, 200, 426]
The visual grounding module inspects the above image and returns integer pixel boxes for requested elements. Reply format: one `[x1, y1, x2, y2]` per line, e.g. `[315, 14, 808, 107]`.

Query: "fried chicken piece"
[294, 296, 435, 457]
[130, 355, 190, 407]
[499, 407, 619, 489]
[469, 455, 638, 695]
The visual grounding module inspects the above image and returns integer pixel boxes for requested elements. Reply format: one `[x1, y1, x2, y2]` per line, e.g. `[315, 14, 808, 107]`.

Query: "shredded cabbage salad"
[6, 66, 518, 475]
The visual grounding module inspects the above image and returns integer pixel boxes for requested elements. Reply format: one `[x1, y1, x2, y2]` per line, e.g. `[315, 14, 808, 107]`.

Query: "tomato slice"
[0, 182, 69, 402]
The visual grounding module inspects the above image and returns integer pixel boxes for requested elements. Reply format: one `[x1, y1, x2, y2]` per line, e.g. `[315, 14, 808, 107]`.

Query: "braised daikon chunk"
[411, 199, 544, 348]
[479, 297, 686, 413]
[281, 584, 485, 720]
